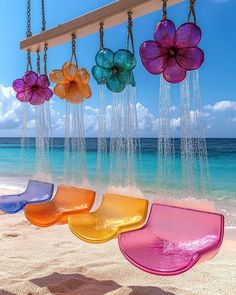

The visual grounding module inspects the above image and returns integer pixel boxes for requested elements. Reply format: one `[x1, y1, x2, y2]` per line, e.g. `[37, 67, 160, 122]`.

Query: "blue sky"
[0, 0, 235, 137]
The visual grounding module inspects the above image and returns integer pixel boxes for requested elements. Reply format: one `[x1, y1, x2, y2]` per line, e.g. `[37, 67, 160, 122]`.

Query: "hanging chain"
[71, 33, 78, 67]
[37, 49, 41, 75]
[99, 22, 104, 50]
[26, 0, 32, 71]
[188, 0, 196, 24]
[26, 0, 32, 38]
[41, 0, 46, 32]
[41, 0, 48, 75]
[27, 49, 32, 71]
[44, 43, 48, 75]
[162, 0, 168, 21]
[127, 11, 135, 55]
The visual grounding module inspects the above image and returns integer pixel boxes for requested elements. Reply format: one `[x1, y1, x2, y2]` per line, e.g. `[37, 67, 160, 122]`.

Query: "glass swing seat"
[0, 180, 54, 214]
[24, 185, 95, 227]
[68, 193, 149, 244]
[118, 203, 224, 276]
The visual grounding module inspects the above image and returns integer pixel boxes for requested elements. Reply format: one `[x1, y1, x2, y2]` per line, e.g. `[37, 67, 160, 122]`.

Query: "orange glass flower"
[50, 62, 92, 104]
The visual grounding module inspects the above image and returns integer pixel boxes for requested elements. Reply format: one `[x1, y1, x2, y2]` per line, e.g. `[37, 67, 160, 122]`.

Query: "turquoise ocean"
[0, 138, 235, 225]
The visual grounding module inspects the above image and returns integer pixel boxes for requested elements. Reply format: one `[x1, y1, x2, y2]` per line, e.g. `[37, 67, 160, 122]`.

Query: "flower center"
[112, 67, 118, 74]
[169, 47, 178, 57]
[32, 86, 39, 91]
[70, 81, 77, 88]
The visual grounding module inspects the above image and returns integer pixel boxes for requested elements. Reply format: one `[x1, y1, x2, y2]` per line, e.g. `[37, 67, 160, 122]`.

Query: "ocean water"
[0, 138, 235, 224]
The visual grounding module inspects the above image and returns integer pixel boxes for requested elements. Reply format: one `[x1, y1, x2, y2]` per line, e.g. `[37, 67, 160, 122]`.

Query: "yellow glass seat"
[24, 185, 95, 227]
[68, 193, 149, 244]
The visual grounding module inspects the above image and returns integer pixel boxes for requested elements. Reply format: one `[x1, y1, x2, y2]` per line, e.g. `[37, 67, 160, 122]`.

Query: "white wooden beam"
[20, 0, 183, 52]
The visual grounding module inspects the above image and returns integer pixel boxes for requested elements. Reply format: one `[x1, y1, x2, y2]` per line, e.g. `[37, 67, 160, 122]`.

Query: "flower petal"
[82, 84, 92, 99]
[67, 85, 84, 104]
[50, 70, 68, 84]
[16, 91, 30, 102]
[163, 57, 186, 83]
[114, 49, 136, 70]
[62, 62, 79, 81]
[117, 69, 132, 84]
[106, 73, 125, 93]
[129, 72, 136, 87]
[175, 23, 202, 48]
[54, 84, 69, 99]
[23, 71, 38, 86]
[75, 68, 90, 84]
[154, 20, 176, 48]
[29, 90, 45, 105]
[95, 48, 114, 69]
[117, 69, 136, 87]
[37, 88, 53, 101]
[12, 79, 28, 92]
[65, 82, 83, 104]
[92, 65, 112, 84]
[36, 74, 50, 88]
[141, 54, 169, 75]
[176, 47, 204, 70]
[140, 41, 168, 60]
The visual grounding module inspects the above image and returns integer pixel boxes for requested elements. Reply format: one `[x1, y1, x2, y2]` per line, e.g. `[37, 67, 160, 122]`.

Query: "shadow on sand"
[31, 272, 176, 295]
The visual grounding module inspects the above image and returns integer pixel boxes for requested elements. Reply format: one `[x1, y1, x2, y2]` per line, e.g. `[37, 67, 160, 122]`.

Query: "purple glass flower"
[140, 20, 204, 83]
[12, 71, 53, 105]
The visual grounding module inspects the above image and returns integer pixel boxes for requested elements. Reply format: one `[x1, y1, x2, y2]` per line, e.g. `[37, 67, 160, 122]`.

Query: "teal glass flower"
[92, 48, 136, 93]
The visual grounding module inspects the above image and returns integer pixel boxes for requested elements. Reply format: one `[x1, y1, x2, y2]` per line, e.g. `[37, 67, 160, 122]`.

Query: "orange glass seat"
[24, 185, 95, 227]
[68, 193, 149, 244]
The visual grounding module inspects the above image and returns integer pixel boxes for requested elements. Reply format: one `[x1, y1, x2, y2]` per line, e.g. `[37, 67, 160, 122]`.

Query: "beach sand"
[0, 189, 236, 295]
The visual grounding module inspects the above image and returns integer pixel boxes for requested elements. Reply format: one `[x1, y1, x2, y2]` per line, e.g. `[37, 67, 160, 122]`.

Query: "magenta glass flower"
[12, 71, 53, 105]
[140, 20, 204, 83]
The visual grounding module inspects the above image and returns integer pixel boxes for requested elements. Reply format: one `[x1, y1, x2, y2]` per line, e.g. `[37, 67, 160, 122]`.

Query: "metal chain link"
[41, 0, 46, 32]
[26, 0, 32, 72]
[71, 33, 78, 67]
[37, 49, 41, 75]
[188, 0, 197, 24]
[27, 49, 32, 71]
[41, 0, 48, 74]
[99, 22, 104, 50]
[126, 11, 135, 55]
[162, 0, 168, 21]
[44, 43, 48, 75]
[26, 0, 32, 38]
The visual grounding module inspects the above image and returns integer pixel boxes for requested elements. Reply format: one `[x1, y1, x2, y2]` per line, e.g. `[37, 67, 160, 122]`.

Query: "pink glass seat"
[118, 204, 224, 276]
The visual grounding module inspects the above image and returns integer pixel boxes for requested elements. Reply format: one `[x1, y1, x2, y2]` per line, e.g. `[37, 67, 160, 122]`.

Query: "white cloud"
[0, 85, 62, 133]
[136, 103, 156, 131]
[0, 85, 160, 136]
[205, 100, 236, 112]
[0, 85, 22, 129]
[1, 84, 234, 137]
[84, 105, 99, 132]
[171, 117, 181, 129]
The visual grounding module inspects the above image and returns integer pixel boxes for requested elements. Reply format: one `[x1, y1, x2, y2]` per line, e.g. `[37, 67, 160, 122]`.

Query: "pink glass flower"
[140, 20, 204, 83]
[12, 71, 53, 105]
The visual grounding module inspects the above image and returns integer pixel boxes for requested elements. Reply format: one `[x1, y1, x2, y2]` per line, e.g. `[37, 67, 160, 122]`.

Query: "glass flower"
[140, 20, 204, 83]
[50, 62, 92, 104]
[92, 48, 136, 93]
[12, 71, 53, 105]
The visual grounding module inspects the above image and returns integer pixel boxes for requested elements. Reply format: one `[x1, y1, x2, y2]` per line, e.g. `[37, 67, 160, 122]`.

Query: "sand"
[0, 189, 236, 295]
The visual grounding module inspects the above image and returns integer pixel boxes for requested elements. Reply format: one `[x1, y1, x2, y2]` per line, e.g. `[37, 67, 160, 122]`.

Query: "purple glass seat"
[119, 204, 224, 276]
[0, 180, 54, 214]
